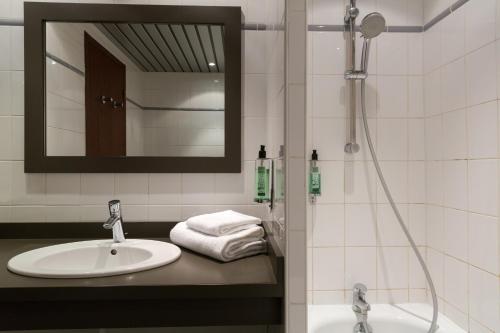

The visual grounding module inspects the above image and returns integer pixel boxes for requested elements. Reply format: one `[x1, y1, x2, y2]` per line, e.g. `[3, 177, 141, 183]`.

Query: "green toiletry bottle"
[309, 150, 321, 199]
[255, 145, 271, 203]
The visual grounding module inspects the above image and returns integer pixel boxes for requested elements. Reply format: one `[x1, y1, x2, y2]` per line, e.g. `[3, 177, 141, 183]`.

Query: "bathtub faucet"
[352, 283, 372, 333]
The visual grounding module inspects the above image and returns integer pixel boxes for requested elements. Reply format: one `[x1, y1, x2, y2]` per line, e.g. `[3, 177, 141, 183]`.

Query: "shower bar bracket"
[344, 70, 368, 80]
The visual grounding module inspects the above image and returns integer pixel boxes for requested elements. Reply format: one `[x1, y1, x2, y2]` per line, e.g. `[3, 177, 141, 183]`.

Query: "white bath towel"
[170, 222, 267, 262]
[186, 210, 262, 236]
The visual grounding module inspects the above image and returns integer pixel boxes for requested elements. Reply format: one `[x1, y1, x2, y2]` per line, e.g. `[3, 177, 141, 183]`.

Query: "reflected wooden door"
[84, 32, 126, 157]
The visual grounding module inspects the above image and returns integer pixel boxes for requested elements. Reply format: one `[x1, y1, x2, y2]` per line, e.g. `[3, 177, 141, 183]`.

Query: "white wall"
[0, 0, 284, 229]
[306, 0, 500, 332]
[423, 0, 499, 331]
[306, 0, 426, 305]
[141, 72, 225, 157]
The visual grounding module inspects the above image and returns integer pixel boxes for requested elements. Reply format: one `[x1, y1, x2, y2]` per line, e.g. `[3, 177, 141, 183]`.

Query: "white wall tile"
[467, 101, 498, 159]
[464, 0, 496, 53]
[0, 27, 10, 70]
[409, 204, 426, 246]
[46, 174, 80, 205]
[441, 58, 466, 113]
[409, 247, 427, 288]
[408, 34, 424, 75]
[377, 203, 409, 246]
[311, 204, 344, 247]
[427, 247, 444, 297]
[345, 204, 377, 246]
[312, 247, 344, 290]
[376, 0, 408, 25]
[466, 43, 497, 107]
[0, 71, 11, 115]
[444, 208, 468, 261]
[345, 247, 376, 289]
[377, 34, 408, 75]
[377, 119, 408, 160]
[468, 159, 498, 216]
[181, 173, 216, 205]
[468, 213, 499, 275]
[11, 162, 45, 205]
[427, 205, 444, 252]
[345, 161, 376, 204]
[426, 161, 443, 205]
[408, 76, 424, 117]
[444, 256, 468, 313]
[377, 76, 408, 118]
[114, 174, 149, 205]
[312, 32, 344, 75]
[311, 76, 345, 118]
[312, 291, 345, 305]
[441, 5, 465, 64]
[149, 173, 182, 205]
[408, 119, 425, 161]
[424, 70, 441, 116]
[408, 161, 426, 203]
[0, 116, 12, 159]
[312, 118, 345, 160]
[469, 266, 499, 331]
[377, 161, 408, 204]
[377, 247, 409, 289]
[289, 231, 307, 304]
[443, 109, 467, 160]
[316, 161, 344, 204]
[424, 24, 442, 74]
[425, 115, 443, 161]
[0, 162, 12, 204]
[443, 160, 468, 210]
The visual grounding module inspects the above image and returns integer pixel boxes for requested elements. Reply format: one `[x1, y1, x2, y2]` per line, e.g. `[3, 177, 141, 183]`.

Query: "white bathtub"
[309, 303, 465, 333]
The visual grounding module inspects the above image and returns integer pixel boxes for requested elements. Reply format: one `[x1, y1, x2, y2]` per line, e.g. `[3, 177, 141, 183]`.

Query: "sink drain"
[110, 249, 118, 255]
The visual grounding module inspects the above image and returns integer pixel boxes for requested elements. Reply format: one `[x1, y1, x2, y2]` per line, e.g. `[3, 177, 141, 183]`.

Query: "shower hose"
[360, 79, 439, 333]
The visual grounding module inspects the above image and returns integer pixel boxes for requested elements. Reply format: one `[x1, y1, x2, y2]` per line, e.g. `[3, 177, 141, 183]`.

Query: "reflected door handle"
[100, 95, 114, 104]
[112, 100, 124, 109]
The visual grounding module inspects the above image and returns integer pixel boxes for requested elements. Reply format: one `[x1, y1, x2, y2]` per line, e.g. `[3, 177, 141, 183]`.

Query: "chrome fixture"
[103, 200, 125, 243]
[352, 283, 372, 333]
[344, 0, 360, 154]
[343, 4, 439, 333]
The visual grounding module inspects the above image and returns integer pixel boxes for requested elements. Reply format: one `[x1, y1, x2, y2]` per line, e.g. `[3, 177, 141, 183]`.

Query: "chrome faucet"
[352, 283, 372, 333]
[103, 200, 125, 243]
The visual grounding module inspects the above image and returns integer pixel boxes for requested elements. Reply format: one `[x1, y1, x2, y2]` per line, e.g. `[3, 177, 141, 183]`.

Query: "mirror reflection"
[45, 22, 225, 157]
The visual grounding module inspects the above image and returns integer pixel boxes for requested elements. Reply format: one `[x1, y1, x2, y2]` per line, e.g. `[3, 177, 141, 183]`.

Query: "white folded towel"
[186, 210, 262, 236]
[170, 222, 267, 262]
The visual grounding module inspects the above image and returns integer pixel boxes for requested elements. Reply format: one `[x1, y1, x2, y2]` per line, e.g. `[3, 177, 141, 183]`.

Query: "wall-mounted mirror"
[25, 2, 241, 173]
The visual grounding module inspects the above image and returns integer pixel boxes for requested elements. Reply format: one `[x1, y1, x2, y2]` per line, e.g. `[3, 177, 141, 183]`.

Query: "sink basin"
[7, 239, 181, 278]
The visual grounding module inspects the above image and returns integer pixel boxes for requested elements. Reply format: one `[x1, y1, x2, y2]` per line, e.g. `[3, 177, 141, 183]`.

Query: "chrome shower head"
[360, 12, 386, 39]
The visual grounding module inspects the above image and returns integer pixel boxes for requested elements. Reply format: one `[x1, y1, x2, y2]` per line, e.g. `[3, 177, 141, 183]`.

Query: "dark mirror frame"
[24, 2, 241, 173]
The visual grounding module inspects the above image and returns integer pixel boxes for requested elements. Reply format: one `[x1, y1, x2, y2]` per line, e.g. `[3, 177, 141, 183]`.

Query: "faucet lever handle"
[108, 200, 121, 215]
[353, 283, 369, 303]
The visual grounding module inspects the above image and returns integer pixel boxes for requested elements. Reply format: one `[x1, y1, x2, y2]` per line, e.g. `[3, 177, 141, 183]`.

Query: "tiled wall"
[306, 0, 427, 305]
[141, 72, 225, 157]
[306, 0, 500, 332]
[0, 0, 284, 228]
[423, 0, 499, 331]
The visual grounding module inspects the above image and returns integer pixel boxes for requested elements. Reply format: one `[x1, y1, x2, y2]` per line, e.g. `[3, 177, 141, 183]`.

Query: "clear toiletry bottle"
[309, 150, 321, 202]
[274, 145, 285, 202]
[255, 145, 271, 203]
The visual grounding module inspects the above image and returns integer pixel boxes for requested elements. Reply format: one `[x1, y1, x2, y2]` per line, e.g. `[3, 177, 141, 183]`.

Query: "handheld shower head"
[359, 12, 386, 73]
[360, 12, 386, 39]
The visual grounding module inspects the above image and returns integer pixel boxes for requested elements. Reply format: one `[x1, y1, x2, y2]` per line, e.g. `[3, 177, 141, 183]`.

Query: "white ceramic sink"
[7, 239, 181, 278]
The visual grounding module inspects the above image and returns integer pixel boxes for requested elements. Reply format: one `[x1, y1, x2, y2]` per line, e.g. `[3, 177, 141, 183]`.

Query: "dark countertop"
[0, 237, 282, 302]
[0, 222, 284, 330]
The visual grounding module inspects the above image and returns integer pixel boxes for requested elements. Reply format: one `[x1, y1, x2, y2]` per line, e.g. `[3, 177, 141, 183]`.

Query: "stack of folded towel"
[170, 210, 267, 262]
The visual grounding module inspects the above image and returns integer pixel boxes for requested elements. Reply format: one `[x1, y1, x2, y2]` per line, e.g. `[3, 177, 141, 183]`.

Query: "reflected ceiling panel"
[97, 23, 225, 73]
